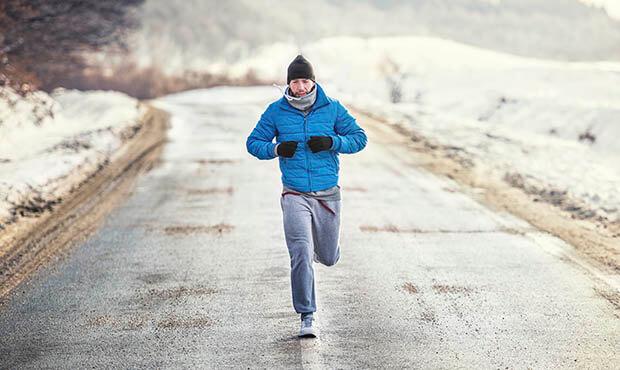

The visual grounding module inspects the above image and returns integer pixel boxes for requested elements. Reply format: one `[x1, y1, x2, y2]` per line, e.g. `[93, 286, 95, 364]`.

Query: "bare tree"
[0, 0, 144, 94]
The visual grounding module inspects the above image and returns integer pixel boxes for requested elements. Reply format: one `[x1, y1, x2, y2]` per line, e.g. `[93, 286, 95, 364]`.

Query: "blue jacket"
[246, 84, 367, 192]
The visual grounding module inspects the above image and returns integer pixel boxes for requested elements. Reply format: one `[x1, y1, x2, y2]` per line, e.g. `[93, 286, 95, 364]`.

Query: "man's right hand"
[277, 141, 298, 158]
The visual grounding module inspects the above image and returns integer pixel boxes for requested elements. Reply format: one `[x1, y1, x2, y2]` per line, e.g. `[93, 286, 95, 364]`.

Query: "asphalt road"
[1, 86, 618, 369]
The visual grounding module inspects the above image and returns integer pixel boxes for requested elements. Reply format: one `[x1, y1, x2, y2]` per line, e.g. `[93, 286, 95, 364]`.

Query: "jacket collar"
[278, 83, 330, 114]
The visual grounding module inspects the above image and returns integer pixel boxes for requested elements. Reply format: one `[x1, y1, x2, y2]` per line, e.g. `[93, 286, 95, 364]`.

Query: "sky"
[578, 0, 620, 19]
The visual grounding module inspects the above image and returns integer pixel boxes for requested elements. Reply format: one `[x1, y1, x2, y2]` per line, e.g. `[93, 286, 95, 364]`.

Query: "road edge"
[354, 108, 619, 309]
[0, 105, 169, 302]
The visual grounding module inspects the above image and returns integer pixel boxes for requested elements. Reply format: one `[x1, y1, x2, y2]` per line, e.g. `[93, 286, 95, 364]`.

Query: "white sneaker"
[299, 315, 317, 338]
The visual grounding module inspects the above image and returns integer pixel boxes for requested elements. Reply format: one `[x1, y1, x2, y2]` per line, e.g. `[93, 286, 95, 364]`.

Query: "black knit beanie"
[287, 55, 315, 84]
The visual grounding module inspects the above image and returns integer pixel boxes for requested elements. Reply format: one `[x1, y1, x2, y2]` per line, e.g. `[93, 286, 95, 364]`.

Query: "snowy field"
[216, 36, 620, 224]
[0, 88, 145, 227]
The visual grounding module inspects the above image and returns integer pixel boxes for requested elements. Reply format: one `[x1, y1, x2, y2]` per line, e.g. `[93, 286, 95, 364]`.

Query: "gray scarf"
[284, 85, 317, 112]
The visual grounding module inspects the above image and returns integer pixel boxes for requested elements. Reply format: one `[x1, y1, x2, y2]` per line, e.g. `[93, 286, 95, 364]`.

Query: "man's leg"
[311, 199, 342, 266]
[281, 194, 316, 314]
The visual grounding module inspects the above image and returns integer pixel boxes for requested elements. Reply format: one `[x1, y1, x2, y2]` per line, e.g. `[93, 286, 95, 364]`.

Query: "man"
[246, 55, 367, 338]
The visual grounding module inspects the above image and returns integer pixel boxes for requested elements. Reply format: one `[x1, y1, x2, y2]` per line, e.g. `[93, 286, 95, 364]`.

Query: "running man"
[246, 55, 367, 337]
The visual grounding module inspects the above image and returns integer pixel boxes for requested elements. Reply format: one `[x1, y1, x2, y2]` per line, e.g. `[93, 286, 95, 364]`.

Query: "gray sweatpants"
[280, 193, 341, 314]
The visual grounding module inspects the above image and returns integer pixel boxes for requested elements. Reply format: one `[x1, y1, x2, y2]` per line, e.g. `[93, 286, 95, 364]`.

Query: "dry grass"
[402, 282, 419, 294]
[52, 62, 273, 99]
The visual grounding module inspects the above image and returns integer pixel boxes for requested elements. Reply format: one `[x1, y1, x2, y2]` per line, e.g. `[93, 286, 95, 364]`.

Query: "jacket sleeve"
[246, 107, 278, 160]
[330, 101, 368, 154]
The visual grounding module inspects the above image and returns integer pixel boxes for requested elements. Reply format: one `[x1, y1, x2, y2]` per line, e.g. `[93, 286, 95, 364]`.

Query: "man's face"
[289, 79, 314, 97]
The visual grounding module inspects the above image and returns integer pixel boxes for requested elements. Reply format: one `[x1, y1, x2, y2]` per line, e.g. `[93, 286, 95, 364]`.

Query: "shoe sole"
[298, 332, 317, 338]
[298, 328, 317, 338]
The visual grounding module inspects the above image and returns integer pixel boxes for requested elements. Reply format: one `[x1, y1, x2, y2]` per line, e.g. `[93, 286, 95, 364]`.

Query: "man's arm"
[329, 101, 368, 154]
[246, 108, 278, 160]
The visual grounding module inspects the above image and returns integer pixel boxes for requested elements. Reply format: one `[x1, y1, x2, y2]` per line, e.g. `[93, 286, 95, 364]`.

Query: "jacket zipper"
[303, 111, 312, 190]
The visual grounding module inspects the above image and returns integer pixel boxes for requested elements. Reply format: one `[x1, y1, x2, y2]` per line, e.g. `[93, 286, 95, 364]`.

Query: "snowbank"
[0, 88, 145, 227]
[216, 35, 620, 222]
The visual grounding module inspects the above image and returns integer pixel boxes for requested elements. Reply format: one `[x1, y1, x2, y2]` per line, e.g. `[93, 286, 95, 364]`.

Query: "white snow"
[211, 35, 620, 222]
[579, 0, 620, 20]
[0, 88, 145, 226]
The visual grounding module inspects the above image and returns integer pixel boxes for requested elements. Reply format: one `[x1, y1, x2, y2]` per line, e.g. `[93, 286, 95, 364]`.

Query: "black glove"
[307, 136, 333, 153]
[277, 141, 298, 158]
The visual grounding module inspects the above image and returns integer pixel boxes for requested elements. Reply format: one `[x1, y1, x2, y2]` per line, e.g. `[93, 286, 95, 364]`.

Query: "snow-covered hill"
[0, 88, 145, 227]
[127, 0, 620, 76]
[220, 35, 620, 223]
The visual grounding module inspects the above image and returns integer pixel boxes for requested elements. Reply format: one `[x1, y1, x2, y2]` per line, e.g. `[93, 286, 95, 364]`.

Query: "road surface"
[1, 86, 618, 369]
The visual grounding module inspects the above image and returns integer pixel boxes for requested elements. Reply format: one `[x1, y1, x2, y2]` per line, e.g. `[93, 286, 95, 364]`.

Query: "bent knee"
[321, 254, 340, 267]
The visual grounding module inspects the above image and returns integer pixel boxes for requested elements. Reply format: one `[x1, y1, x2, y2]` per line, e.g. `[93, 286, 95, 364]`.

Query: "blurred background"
[2, 0, 620, 97]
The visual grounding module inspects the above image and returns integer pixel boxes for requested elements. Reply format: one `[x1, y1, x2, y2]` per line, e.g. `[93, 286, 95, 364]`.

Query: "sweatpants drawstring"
[282, 191, 336, 216]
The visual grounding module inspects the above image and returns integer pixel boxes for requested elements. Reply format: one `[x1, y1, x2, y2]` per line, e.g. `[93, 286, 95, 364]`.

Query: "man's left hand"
[307, 136, 333, 153]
